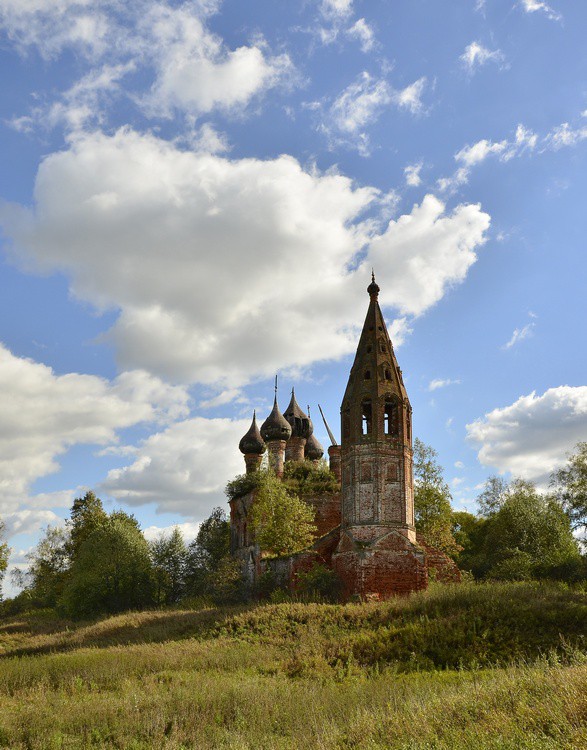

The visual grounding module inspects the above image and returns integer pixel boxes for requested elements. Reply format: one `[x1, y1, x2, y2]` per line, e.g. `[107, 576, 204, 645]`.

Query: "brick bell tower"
[332, 273, 427, 598]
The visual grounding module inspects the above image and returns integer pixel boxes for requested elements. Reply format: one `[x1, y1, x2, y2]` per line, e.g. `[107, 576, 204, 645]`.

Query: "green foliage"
[551, 441, 587, 541]
[282, 460, 340, 495]
[0, 583, 586, 749]
[16, 526, 70, 608]
[184, 508, 244, 603]
[294, 563, 342, 602]
[59, 513, 154, 618]
[67, 490, 108, 560]
[476, 475, 510, 517]
[413, 438, 460, 556]
[481, 481, 581, 581]
[225, 471, 266, 501]
[250, 473, 316, 557]
[150, 527, 188, 605]
[0, 518, 9, 601]
[451, 511, 489, 574]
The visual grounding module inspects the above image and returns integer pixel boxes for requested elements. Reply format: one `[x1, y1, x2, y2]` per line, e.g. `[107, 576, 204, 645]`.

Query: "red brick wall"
[333, 528, 428, 599]
[416, 534, 462, 584]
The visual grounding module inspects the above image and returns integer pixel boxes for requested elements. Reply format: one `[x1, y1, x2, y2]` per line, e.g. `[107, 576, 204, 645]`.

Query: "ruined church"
[230, 276, 459, 599]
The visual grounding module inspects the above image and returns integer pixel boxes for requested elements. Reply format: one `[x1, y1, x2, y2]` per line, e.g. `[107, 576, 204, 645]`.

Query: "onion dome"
[367, 270, 380, 299]
[261, 397, 292, 442]
[305, 432, 324, 461]
[239, 411, 266, 455]
[283, 389, 313, 439]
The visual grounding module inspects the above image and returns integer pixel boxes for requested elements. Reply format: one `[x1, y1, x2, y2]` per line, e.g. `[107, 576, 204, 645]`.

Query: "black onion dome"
[283, 389, 313, 439]
[367, 270, 380, 298]
[239, 411, 266, 455]
[260, 398, 292, 442]
[305, 432, 324, 461]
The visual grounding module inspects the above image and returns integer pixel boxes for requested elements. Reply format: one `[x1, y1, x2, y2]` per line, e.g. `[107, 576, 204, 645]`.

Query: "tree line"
[1, 493, 240, 617]
[0, 441, 585, 615]
[414, 439, 587, 581]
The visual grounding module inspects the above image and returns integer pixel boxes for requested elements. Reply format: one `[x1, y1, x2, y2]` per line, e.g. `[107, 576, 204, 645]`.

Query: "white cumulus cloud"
[0, 129, 490, 387]
[101, 417, 249, 518]
[0, 342, 189, 516]
[467, 386, 587, 484]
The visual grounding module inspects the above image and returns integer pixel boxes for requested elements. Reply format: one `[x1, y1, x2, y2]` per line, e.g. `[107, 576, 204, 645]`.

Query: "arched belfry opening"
[361, 398, 372, 435]
[384, 397, 400, 436]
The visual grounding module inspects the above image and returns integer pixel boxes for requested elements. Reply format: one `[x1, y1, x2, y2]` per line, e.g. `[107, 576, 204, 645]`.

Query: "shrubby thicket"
[1, 443, 585, 617]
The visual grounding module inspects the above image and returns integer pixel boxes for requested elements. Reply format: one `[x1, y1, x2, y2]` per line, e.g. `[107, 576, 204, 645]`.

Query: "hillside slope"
[0, 582, 586, 749]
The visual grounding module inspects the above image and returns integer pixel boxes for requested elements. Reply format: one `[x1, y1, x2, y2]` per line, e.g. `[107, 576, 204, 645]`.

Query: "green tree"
[476, 475, 510, 517]
[250, 473, 316, 557]
[60, 512, 154, 618]
[0, 518, 10, 601]
[413, 438, 460, 556]
[451, 511, 488, 575]
[482, 480, 581, 580]
[185, 507, 233, 599]
[18, 526, 70, 607]
[551, 442, 587, 543]
[150, 527, 188, 605]
[67, 490, 108, 561]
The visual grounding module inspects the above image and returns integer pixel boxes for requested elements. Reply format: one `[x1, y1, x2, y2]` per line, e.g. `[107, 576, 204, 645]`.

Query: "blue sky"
[1, 0, 586, 591]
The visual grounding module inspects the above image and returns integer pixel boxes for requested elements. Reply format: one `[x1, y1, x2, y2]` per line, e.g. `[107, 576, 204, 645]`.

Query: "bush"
[225, 472, 266, 501]
[282, 460, 340, 495]
[295, 563, 342, 602]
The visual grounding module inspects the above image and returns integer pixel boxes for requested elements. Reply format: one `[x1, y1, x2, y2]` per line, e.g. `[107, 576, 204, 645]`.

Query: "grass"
[0, 582, 586, 749]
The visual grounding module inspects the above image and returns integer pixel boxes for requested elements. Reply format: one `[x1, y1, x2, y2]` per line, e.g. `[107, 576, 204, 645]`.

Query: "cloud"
[319, 0, 354, 21]
[199, 388, 245, 409]
[518, 0, 561, 21]
[467, 386, 587, 484]
[320, 73, 427, 154]
[143, 521, 201, 542]
[8, 62, 135, 134]
[0, 342, 189, 516]
[460, 41, 505, 73]
[393, 77, 427, 115]
[428, 378, 461, 391]
[3, 509, 63, 537]
[438, 123, 538, 192]
[0, 0, 110, 58]
[546, 122, 587, 150]
[141, 3, 292, 117]
[2, 1, 291, 122]
[101, 417, 249, 518]
[0, 128, 490, 386]
[404, 162, 423, 187]
[367, 195, 490, 316]
[346, 18, 375, 52]
[323, 72, 391, 154]
[503, 322, 535, 349]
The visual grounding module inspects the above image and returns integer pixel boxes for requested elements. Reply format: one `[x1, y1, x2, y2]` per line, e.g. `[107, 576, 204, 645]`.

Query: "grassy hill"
[0, 581, 586, 749]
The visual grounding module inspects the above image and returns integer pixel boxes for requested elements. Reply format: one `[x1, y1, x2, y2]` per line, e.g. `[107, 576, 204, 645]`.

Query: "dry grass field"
[0, 582, 586, 749]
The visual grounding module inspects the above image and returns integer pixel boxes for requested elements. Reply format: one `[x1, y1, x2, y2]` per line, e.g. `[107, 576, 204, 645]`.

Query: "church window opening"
[361, 399, 372, 435]
[385, 368, 391, 381]
[384, 400, 399, 436]
[366, 345, 372, 353]
[364, 370, 371, 380]
[407, 411, 412, 440]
